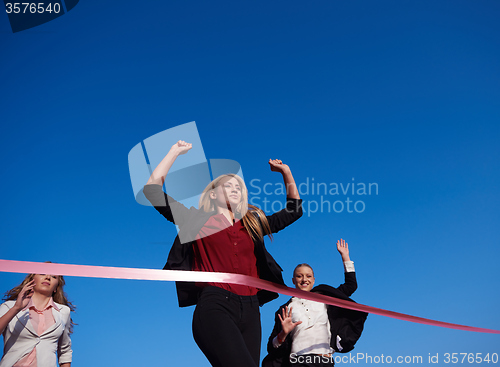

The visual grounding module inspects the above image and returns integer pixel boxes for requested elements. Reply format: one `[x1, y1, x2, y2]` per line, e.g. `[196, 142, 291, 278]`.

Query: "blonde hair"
[293, 263, 314, 277]
[3, 262, 76, 333]
[199, 174, 273, 242]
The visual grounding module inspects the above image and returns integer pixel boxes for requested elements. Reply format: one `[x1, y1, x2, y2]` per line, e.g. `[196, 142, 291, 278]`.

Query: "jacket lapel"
[40, 307, 62, 337]
[15, 308, 38, 336]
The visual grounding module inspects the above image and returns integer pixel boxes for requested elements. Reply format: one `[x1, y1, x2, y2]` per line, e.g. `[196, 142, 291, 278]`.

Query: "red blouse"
[192, 214, 259, 295]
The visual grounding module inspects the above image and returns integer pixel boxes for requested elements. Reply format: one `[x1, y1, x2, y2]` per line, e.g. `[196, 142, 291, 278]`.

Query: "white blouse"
[273, 260, 355, 355]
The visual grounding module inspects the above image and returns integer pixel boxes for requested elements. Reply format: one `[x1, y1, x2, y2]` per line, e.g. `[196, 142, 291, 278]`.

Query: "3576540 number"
[444, 353, 499, 364]
[5, 3, 61, 14]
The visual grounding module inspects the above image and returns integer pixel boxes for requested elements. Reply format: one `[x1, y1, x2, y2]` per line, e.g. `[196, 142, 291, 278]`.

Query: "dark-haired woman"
[0, 271, 74, 367]
[143, 140, 303, 367]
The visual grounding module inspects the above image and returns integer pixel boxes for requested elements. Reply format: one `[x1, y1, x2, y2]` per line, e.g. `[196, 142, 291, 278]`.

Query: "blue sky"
[1, 0, 499, 365]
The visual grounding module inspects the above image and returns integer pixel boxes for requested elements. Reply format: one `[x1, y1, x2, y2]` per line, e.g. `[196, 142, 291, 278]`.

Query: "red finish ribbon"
[1, 259, 499, 335]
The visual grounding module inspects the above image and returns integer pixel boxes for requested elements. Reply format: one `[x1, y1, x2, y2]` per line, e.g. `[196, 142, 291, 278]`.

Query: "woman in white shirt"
[262, 239, 367, 367]
[0, 269, 74, 367]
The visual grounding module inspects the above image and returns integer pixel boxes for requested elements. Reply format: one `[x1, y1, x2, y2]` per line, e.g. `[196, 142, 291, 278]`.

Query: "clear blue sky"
[1, 1, 499, 366]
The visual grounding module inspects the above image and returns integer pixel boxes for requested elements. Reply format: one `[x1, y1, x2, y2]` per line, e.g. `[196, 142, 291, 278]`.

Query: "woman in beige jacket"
[0, 270, 74, 367]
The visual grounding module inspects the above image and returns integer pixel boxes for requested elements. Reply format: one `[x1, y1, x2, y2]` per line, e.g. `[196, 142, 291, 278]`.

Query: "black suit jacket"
[262, 272, 368, 367]
[143, 184, 303, 307]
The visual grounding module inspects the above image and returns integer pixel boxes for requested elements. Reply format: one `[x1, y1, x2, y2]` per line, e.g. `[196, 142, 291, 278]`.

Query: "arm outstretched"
[146, 140, 192, 186]
[268, 159, 300, 200]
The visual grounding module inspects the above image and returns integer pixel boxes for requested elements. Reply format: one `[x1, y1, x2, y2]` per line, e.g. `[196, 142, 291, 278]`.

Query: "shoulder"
[249, 208, 264, 221]
[312, 284, 338, 295]
[1, 300, 15, 309]
[55, 303, 71, 316]
[312, 283, 354, 301]
[0, 301, 15, 317]
[312, 284, 335, 291]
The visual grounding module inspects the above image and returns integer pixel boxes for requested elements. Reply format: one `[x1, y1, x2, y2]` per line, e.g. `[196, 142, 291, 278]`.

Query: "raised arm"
[0, 280, 34, 334]
[336, 238, 357, 297]
[143, 140, 194, 224]
[146, 140, 192, 186]
[337, 238, 351, 262]
[263, 160, 303, 233]
[268, 159, 299, 199]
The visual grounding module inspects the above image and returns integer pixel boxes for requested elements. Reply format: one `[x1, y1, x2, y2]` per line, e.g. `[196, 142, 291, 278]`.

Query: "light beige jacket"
[0, 300, 72, 367]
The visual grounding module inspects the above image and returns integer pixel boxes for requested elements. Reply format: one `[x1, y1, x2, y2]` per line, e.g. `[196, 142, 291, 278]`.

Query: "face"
[210, 177, 242, 210]
[292, 266, 315, 292]
[33, 274, 59, 296]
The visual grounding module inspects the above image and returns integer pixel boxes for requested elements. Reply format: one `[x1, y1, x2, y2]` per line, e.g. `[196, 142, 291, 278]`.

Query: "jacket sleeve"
[267, 309, 282, 354]
[266, 306, 292, 354]
[57, 307, 73, 364]
[0, 302, 10, 317]
[265, 198, 303, 234]
[143, 184, 193, 225]
[262, 306, 292, 367]
[0, 302, 11, 334]
[336, 271, 358, 298]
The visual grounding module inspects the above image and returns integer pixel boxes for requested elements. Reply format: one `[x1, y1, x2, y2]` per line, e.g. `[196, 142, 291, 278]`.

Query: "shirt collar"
[212, 213, 243, 226]
[22, 297, 60, 312]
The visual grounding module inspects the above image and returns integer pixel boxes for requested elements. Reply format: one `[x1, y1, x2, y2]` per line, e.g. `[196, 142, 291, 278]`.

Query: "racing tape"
[1, 259, 499, 334]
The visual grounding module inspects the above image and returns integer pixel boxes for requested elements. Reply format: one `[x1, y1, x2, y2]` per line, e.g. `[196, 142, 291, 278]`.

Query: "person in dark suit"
[262, 239, 367, 367]
[143, 140, 303, 367]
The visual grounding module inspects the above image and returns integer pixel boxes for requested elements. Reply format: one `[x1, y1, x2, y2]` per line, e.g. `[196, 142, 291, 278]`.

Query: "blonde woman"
[262, 239, 367, 367]
[143, 140, 302, 367]
[0, 271, 74, 367]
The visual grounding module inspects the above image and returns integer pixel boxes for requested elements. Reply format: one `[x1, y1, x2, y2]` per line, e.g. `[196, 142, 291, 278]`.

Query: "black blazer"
[262, 272, 368, 367]
[143, 184, 303, 307]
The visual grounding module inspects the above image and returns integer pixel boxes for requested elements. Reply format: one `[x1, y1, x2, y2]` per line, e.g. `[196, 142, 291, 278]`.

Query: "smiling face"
[210, 177, 242, 211]
[33, 273, 59, 297]
[292, 265, 315, 292]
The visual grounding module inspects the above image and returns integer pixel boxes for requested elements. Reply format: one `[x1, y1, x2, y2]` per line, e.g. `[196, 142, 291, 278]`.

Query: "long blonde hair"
[199, 174, 273, 242]
[3, 263, 76, 333]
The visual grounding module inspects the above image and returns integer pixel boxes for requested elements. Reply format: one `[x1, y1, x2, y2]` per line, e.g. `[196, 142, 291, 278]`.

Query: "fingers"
[337, 238, 348, 249]
[24, 285, 35, 297]
[269, 159, 283, 165]
[279, 306, 286, 321]
[279, 306, 293, 321]
[17, 280, 35, 304]
[22, 280, 35, 293]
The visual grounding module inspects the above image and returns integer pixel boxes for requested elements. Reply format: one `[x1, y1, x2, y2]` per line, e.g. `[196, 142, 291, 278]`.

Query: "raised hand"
[337, 238, 350, 262]
[14, 280, 35, 311]
[269, 159, 290, 174]
[278, 306, 302, 336]
[147, 140, 193, 185]
[171, 140, 192, 156]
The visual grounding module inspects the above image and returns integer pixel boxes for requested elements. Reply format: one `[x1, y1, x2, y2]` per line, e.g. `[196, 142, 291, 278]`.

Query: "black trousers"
[192, 286, 261, 367]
